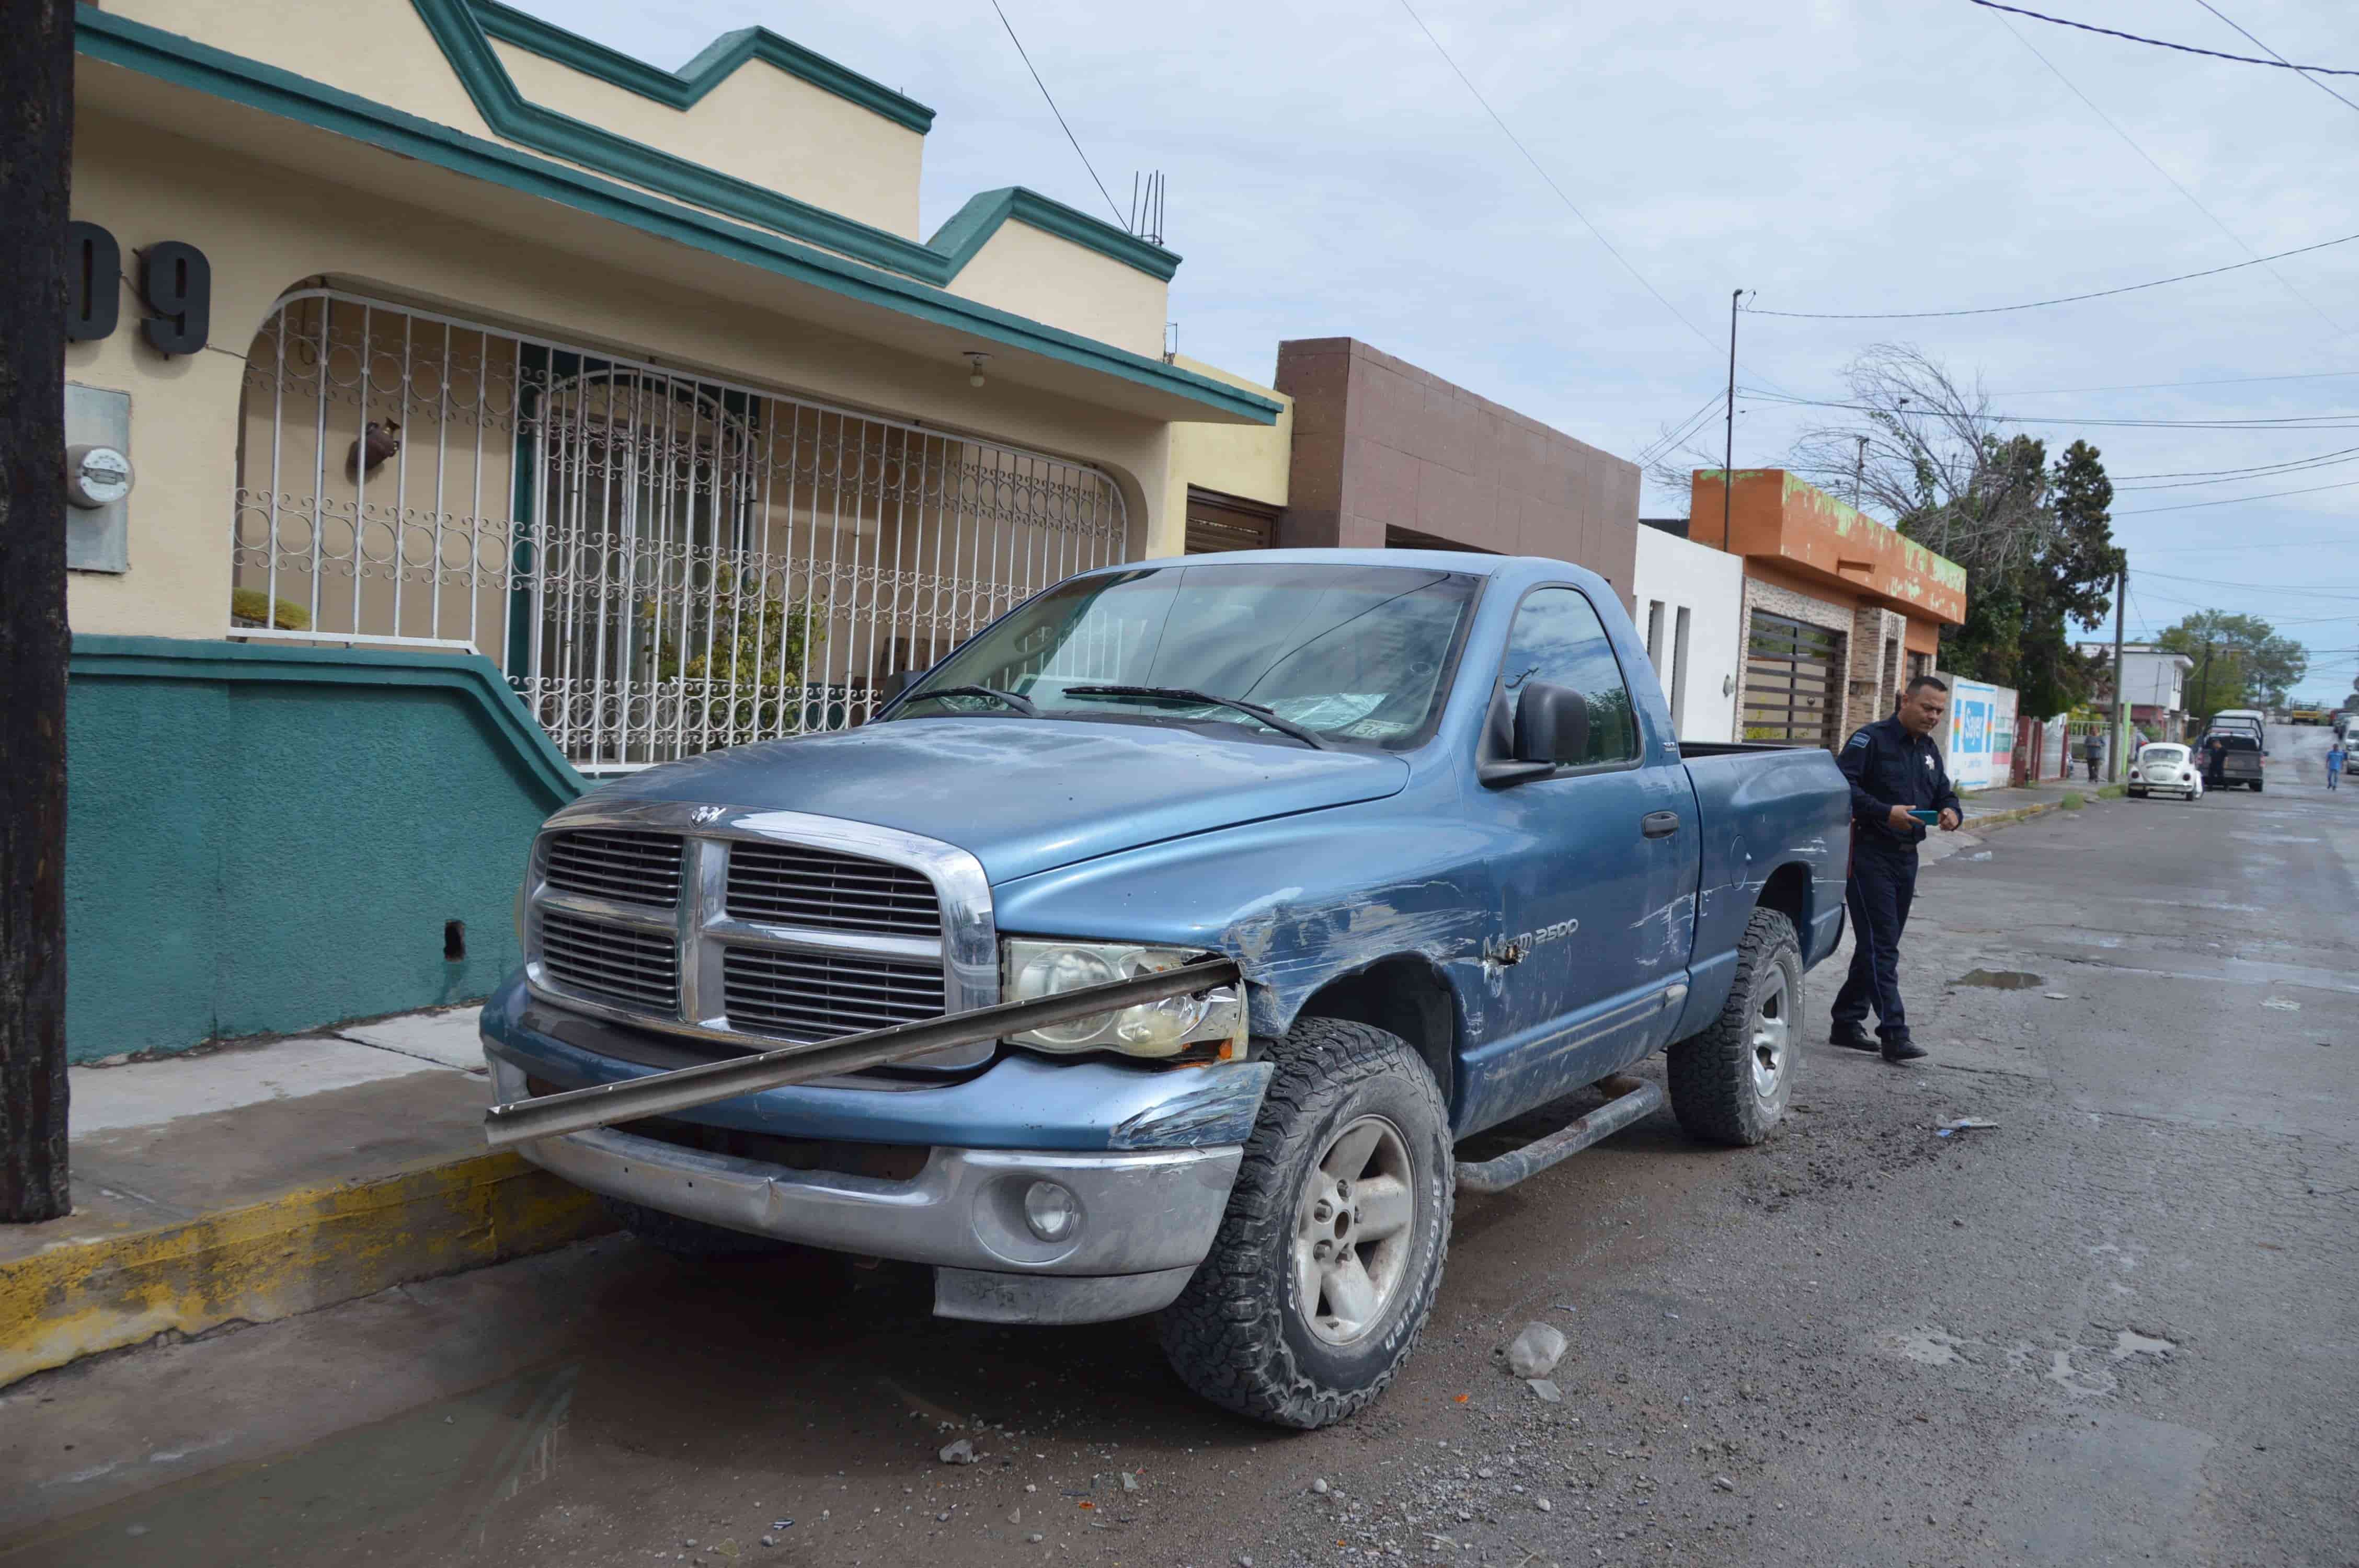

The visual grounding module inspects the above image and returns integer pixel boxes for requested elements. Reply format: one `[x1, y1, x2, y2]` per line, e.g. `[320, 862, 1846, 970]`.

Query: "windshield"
[2143, 746, 2187, 764]
[890, 562, 1481, 748]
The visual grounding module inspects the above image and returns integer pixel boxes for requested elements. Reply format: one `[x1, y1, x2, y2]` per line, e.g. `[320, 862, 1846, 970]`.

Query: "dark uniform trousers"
[1833, 842, 1917, 1040]
[1832, 714, 1959, 1046]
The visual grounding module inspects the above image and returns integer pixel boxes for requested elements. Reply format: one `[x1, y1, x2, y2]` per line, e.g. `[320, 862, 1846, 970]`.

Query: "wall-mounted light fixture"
[346, 419, 402, 479]
[964, 352, 990, 389]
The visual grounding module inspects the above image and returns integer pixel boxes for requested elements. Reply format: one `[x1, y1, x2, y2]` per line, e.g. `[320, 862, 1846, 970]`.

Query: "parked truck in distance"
[483, 550, 1853, 1427]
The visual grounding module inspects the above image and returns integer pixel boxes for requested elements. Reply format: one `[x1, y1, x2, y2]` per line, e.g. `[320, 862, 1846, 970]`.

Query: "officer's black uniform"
[1833, 714, 1962, 1054]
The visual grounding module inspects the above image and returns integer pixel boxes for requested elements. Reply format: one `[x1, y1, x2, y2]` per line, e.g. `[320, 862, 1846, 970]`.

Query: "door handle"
[1641, 811, 1681, 839]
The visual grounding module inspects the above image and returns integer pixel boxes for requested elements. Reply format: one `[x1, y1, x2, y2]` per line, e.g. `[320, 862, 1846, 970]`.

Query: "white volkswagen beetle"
[2127, 742, 2203, 801]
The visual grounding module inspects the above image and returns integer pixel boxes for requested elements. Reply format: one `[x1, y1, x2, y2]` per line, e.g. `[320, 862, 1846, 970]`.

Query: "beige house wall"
[106, 0, 498, 140]
[489, 40, 926, 239]
[942, 222, 1169, 363]
[1155, 355, 1294, 558]
[65, 111, 1173, 642]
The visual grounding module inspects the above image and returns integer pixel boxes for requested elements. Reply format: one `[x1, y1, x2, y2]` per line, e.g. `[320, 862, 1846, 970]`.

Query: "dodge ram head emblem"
[691, 805, 725, 824]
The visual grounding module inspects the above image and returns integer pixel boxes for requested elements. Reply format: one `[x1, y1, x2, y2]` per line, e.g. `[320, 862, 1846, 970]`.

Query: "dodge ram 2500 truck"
[482, 549, 1851, 1427]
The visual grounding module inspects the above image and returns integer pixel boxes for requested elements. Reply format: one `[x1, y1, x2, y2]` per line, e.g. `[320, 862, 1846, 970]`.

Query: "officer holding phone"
[1831, 675, 1963, 1063]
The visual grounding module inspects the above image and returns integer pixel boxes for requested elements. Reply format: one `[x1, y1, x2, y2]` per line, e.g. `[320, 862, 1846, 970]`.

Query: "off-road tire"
[1667, 907, 1800, 1147]
[1158, 1018, 1453, 1429]
[600, 1196, 798, 1257]
[2252, 780, 2265, 792]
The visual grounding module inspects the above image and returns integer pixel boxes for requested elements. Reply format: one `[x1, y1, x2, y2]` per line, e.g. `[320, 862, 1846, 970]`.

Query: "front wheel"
[1159, 1018, 1452, 1428]
[1667, 907, 1799, 1146]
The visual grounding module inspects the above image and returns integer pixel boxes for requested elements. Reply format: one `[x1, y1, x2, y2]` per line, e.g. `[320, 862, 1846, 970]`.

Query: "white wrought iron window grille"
[231, 287, 1130, 770]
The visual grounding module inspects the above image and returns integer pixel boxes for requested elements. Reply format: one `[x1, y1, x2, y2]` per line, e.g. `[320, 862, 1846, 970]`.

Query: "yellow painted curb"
[0, 1152, 612, 1388]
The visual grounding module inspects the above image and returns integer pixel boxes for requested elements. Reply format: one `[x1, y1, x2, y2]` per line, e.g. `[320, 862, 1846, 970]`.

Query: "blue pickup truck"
[482, 549, 1850, 1426]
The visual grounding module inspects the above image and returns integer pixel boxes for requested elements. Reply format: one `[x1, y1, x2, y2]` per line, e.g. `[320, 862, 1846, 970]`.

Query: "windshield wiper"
[1062, 685, 1331, 750]
[909, 684, 1038, 716]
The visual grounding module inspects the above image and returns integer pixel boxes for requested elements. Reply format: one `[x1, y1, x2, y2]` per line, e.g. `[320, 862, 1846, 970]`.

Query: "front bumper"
[485, 1051, 1245, 1323]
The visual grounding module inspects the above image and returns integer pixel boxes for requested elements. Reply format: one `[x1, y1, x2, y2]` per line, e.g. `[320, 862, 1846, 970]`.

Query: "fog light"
[1023, 1180, 1079, 1242]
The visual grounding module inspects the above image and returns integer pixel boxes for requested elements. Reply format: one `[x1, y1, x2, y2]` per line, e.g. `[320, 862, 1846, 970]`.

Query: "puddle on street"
[1954, 969, 2047, 989]
[0, 1364, 574, 1568]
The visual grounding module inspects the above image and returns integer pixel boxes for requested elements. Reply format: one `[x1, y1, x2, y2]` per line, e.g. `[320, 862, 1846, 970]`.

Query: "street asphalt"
[4, 725, 2352, 1568]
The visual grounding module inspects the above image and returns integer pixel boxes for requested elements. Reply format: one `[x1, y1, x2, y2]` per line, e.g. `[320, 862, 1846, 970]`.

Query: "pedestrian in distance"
[2082, 730, 2102, 783]
[2329, 739, 2347, 791]
[1831, 676, 1963, 1064]
[2204, 734, 2227, 790]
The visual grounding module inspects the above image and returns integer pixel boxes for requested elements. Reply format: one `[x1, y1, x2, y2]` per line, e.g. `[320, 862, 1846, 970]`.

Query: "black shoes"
[1882, 1038, 1929, 1063]
[1830, 1023, 1878, 1052]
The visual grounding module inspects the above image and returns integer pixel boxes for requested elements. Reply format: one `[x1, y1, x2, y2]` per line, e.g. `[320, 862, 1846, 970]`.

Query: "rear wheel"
[1667, 907, 1799, 1147]
[1159, 1018, 1452, 1428]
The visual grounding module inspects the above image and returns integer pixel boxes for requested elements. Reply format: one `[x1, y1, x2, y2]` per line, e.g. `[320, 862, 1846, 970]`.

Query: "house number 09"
[66, 222, 210, 356]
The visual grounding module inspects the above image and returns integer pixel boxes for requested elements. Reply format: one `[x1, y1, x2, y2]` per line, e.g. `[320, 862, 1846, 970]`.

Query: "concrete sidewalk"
[0, 1008, 609, 1388]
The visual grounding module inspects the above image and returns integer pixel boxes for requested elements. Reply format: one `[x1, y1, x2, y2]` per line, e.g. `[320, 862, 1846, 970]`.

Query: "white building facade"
[1630, 524, 1745, 743]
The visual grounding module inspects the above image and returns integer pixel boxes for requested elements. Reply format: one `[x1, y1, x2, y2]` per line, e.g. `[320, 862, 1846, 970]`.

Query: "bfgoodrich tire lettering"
[1158, 1017, 1452, 1428]
[1667, 906, 1800, 1147]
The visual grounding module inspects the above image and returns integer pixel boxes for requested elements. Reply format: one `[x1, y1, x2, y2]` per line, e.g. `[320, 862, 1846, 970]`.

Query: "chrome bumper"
[489, 1059, 1239, 1322]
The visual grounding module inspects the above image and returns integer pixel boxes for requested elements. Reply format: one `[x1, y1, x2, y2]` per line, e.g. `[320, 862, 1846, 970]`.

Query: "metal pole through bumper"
[484, 958, 1245, 1150]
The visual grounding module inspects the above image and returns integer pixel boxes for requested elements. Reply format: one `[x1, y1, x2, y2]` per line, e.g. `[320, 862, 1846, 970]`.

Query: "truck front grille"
[539, 908, 680, 1013]
[724, 841, 941, 938]
[722, 946, 947, 1042]
[544, 831, 683, 908]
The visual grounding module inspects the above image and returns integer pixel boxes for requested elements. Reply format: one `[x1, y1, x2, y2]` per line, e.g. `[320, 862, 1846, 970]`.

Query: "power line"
[1988, 8, 2351, 338]
[2190, 1, 2359, 116]
[1392, 0, 1715, 352]
[1743, 229, 2359, 320]
[1996, 368, 2359, 397]
[1737, 386, 2359, 430]
[1635, 390, 1727, 469]
[986, 0, 1126, 227]
[2112, 444, 2359, 489]
[2114, 476, 2359, 514]
[1965, 1, 2359, 77]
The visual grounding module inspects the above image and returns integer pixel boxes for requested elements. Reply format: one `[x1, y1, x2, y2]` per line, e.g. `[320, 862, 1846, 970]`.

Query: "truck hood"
[590, 718, 1412, 883]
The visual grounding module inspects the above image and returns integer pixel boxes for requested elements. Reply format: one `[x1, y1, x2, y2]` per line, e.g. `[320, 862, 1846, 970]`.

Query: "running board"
[1453, 1076, 1665, 1195]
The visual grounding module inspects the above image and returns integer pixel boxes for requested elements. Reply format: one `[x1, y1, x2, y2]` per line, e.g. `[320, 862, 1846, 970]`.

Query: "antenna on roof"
[1128, 170, 1166, 246]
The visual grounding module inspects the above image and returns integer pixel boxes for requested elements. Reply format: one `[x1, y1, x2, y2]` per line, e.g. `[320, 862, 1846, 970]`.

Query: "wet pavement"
[5, 729, 2355, 1567]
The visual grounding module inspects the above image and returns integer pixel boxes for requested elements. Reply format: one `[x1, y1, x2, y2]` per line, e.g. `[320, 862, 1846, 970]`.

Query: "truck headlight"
[1002, 939, 1243, 1058]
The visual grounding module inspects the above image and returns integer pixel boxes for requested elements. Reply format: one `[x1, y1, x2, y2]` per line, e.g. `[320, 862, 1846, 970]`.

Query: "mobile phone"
[1908, 808, 1941, 825]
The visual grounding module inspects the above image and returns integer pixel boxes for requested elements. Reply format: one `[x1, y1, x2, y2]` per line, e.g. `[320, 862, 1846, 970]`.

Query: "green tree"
[2157, 610, 2306, 715]
[1783, 348, 2124, 717]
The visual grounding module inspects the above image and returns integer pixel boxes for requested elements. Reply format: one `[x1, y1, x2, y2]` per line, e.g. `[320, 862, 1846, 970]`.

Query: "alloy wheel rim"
[1750, 965, 1790, 1102]
[1293, 1115, 1416, 1346]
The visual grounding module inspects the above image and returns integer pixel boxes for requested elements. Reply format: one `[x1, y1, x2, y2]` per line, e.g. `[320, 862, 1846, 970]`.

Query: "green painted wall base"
[67, 637, 586, 1063]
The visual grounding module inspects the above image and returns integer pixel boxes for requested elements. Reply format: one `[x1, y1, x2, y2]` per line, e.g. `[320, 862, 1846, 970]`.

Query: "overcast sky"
[517, 0, 2359, 698]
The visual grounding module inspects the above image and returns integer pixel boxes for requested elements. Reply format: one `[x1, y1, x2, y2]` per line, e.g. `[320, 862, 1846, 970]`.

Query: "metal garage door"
[1744, 612, 1842, 748]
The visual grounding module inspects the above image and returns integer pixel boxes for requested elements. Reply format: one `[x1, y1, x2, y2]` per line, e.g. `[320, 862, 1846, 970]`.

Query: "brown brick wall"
[1274, 339, 1640, 606]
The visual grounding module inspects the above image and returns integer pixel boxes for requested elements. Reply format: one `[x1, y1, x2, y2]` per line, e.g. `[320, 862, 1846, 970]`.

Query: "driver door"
[1459, 585, 1696, 1131]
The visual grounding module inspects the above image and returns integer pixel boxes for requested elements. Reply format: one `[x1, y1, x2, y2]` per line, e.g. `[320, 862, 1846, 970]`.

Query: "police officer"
[1831, 675, 1963, 1063]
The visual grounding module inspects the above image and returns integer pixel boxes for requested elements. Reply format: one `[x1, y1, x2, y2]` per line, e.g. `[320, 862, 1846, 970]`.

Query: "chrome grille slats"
[722, 947, 947, 1042]
[540, 908, 680, 1012]
[544, 830, 684, 908]
[725, 841, 941, 938]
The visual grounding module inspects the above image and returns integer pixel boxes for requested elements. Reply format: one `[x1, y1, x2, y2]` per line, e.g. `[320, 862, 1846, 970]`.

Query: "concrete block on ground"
[68, 1035, 446, 1134]
[339, 1006, 488, 1072]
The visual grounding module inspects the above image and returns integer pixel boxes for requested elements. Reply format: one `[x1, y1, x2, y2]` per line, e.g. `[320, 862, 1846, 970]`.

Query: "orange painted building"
[1687, 470, 1967, 748]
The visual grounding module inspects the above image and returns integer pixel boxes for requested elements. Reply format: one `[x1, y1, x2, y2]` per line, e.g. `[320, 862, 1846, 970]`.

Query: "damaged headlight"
[1001, 939, 1244, 1058]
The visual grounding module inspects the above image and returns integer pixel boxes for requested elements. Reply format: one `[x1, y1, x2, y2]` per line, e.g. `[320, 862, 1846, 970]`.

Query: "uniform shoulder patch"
[1845, 730, 1872, 749]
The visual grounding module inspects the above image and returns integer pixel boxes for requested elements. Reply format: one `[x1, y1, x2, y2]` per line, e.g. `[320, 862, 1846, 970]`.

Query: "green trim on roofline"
[73, 8, 1276, 425]
[410, 0, 1173, 284]
[469, 0, 934, 133]
[927, 188, 1182, 285]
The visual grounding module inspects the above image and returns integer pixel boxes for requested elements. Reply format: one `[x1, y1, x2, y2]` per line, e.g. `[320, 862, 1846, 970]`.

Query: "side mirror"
[1514, 681, 1590, 766]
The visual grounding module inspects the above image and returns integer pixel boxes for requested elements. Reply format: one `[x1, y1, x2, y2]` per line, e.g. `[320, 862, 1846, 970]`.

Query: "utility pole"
[1722, 289, 1741, 551]
[1, 0, 76, 1223]
[1851, 435, 1868, 511]
[2108, 564, 2127, 785]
